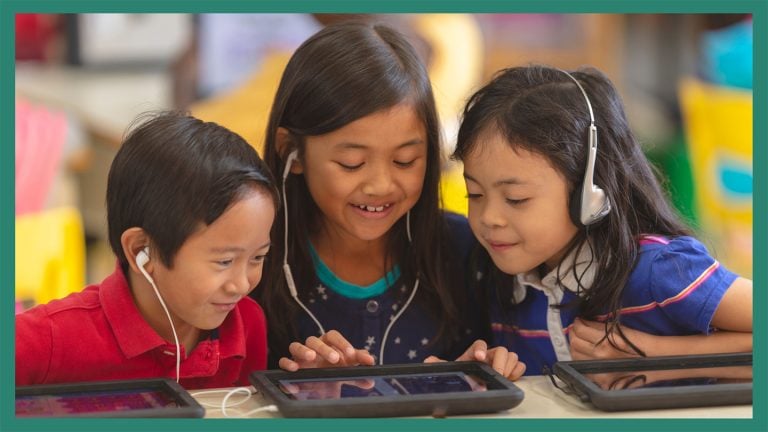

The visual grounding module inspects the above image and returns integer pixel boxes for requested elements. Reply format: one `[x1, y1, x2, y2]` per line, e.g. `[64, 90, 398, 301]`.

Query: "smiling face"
[296, 103, 427, 248]
[144, 188, 275, 332]
[462, 130, 579, 275]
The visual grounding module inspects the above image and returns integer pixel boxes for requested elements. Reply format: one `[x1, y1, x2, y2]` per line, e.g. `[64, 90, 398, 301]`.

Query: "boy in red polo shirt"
[16, 112, 278, 389]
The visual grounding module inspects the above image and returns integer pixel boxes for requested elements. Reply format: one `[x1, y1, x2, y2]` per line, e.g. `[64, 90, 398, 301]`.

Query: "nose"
[225, 266, 261, 296]
[361, 162, 395, 196]
[476, 197, 507, 229]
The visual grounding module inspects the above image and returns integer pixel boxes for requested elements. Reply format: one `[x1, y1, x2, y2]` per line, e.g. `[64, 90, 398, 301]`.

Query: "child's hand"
[569, 318, 647, 360]
[278, 330, 376, 371]
[424, 339, 526, 381]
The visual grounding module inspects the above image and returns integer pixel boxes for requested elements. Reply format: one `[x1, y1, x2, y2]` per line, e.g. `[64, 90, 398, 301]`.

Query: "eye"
[216, 259, 234, 267]
[466, 193, 483, 200]
[336, 161, 364, 170]
[251, 255, 267, 263]
[505, 198, 529, 206]
[394, 159, 416, 168]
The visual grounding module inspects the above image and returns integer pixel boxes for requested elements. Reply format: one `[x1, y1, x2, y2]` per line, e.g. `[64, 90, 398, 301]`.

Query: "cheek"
[402, 167, 427, 197]
[249, 266, 264, 288]
[527, 212, 577, 253]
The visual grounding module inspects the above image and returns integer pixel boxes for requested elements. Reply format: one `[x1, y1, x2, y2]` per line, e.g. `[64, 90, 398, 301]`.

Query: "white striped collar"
[513, 241, 597, 301]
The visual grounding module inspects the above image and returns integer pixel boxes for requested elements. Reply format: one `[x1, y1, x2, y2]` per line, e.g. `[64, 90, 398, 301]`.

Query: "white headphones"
[559, 69, 612, 226]
[136, 246, 181, 382]
[280, 149, 419, 364]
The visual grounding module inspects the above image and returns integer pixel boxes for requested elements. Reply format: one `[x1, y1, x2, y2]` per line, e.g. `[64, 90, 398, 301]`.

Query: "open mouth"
[352, 203, 393, 213]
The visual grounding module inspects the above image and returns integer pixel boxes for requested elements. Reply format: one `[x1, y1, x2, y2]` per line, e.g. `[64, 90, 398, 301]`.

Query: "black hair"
[453, 65, 691, 353]
[255, 22, 466, 361]
[107, 111, 278, 272]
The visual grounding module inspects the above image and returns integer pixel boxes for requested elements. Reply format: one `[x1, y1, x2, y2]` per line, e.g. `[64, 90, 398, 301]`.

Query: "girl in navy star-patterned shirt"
[253, 22, 525, 380]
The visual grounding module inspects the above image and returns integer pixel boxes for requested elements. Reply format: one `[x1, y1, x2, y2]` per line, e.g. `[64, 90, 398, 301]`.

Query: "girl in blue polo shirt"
[452, 65, 753, 375]
[253, 22, 524, 380]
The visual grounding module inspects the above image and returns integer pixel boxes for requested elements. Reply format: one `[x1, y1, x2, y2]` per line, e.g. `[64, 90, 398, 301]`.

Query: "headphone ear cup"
[568, 183, 585, 227]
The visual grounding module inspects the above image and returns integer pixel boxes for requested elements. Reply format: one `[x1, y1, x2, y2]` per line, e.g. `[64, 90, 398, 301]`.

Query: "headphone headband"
[557, 68, 611, 226]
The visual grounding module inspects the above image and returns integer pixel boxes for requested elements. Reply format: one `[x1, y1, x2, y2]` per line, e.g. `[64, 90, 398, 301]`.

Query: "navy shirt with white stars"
[295, 213, 485, 364]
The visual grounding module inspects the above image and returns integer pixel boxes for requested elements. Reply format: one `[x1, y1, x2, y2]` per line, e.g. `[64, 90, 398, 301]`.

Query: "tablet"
[249, 361, 524, 417]
[553, 352, 752, 411]
[16, 378, 205, 418]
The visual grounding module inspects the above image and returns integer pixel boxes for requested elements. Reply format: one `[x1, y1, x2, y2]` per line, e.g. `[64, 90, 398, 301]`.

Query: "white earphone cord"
[283, 150, 418, 364]
[138, 264, 181, 383]
[190, 387, 278, 417]
[282, 151, 326, 335]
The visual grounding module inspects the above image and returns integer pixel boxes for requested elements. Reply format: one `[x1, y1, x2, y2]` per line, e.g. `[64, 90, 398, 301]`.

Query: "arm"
[571, 275, 753, 360]
[711, 277, 752, 332]
[570, 318, 752, 360]
[15, 310, 54, 385]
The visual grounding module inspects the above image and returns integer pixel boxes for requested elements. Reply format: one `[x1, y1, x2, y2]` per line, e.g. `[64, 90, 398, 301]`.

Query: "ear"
[121, 227, 153, 275]
[275, 127, 304, 174]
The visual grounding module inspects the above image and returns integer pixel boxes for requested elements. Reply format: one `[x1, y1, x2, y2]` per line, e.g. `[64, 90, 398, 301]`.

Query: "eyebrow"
[209, 242, 271, 254]
[333, 138, 424, 151]
[463, 173, 527, 187]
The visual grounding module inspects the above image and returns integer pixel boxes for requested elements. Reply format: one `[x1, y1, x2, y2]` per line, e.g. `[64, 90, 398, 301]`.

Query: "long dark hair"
[453, 65, 691, 351]
[255, 22, 464, 360]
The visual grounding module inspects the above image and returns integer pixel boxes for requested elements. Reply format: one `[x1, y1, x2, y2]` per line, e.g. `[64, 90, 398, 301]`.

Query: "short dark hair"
[107, 111, 278, 271]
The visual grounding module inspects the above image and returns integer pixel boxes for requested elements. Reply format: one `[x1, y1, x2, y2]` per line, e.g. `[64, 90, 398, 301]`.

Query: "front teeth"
[356, 203, 391, 212]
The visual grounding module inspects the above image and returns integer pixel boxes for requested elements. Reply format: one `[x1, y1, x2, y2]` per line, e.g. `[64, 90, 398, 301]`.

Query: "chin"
[490, 256, 534, 276]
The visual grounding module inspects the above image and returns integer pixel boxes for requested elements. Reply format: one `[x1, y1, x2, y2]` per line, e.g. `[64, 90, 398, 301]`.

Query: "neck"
[311, 229, 391, 286]
[128, 271, 200, 355]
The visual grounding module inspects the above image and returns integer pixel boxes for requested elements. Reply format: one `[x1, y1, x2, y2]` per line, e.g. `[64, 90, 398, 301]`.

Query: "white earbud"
[282, 150, 298, 182]
[135, 246, 181, 382]
[136, 247, 150, 270]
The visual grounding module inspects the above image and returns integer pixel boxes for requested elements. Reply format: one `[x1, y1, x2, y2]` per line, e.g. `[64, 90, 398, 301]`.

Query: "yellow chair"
[679, 78, 752, 277]
[15, 206, 86, 309]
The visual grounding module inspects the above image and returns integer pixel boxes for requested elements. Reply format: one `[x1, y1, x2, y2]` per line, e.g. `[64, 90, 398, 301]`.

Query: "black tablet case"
[250, 361, 524, 418]
[15, 378, 205, 418]
[553, 352, 752, 411]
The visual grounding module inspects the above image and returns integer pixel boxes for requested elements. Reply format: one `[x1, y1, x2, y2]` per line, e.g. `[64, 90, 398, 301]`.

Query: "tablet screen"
[278, 371, 488, 400]
[584, 364, 753, 391]
[15, 388, 179, 417]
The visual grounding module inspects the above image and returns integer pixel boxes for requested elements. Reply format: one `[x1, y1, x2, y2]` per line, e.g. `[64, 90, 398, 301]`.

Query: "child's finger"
[321, 330, 357, 359]
[423, 355, 445, 363]
[455, 339, 488, 362]
[488, 347, 510, 377]
[569, 336, 594, 360]
[354, 349, 376, 366]
[509, 361, 526, 381]
[470, 339, 488, 361]
[502, 351, 520, 378]
[278, 357, 300, 372]
[288, 341, 318, 362]
[304, 336, 341, 364]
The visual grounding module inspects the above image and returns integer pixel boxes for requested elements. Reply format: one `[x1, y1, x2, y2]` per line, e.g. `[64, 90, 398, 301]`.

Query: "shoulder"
[19, 288, 101, 322]
[637, 235, 719, 270]
[15, 289, 102, 385]
[235, 297, 267, 326]
[633, 235, 738, 297]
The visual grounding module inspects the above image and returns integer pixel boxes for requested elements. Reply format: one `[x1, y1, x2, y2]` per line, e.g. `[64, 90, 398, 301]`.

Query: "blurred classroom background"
[15, 13, 753, 312]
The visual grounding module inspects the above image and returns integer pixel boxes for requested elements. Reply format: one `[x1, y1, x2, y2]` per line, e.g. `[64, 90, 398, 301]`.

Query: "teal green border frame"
[2, 1, 764, 432]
